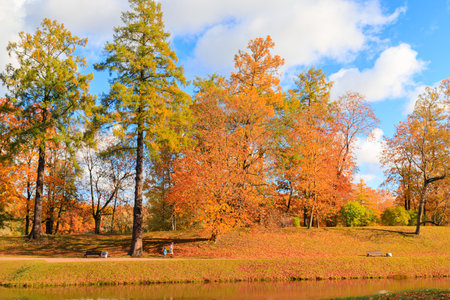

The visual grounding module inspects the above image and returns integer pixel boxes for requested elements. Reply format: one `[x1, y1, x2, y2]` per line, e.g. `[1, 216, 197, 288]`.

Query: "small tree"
[381, 206, 410, 226]
[340, 201, 377, 227]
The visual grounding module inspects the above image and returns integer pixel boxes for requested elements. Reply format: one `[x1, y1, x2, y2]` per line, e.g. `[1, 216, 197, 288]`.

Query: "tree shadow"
[360, 228, 416, 237]
[0, 234, 210, 257]
[142, 237, 210, 254]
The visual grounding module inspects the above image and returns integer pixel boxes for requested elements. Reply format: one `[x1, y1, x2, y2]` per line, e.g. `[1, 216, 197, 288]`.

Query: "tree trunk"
[303, 208, 308, 227]
[25, 213, 30, 236]
[129, 128, 144, 257]
[308, 211, 313, 229]
[94, 214, 102, 234]
[286, 184, 293, 213]
[415, 182, 428, 235]
[54, 202, 64, 235]
[29, 144, 46, 240]
[110, 192, 118, 233]
[45, 190, 55, 234]
[25, 180, 32, 235]
[171, 213, 176, 231]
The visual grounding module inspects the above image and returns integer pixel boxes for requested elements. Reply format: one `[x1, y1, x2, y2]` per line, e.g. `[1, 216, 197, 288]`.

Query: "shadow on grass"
[142, 237, 209, 254]
[0, 234, 209, 257]
[360, 228, 416, 236]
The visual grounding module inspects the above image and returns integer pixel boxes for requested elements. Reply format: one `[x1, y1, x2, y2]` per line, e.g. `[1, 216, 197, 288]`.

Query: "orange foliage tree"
[275, 69, 377, 228]
[382, 80, 449, 234]
[170, 36, 284, 241]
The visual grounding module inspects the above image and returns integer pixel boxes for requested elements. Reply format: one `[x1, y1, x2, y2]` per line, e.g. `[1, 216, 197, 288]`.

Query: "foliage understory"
[0, 226, 448, 287]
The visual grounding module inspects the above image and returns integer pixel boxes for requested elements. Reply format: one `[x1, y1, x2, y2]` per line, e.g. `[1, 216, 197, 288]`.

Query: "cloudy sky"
[0, 0, 449, 188]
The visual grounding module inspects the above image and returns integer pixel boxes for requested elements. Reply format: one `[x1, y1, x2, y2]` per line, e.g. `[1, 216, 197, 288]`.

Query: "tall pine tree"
[0, 19, 94, 240]
[95, 0, 191, 256]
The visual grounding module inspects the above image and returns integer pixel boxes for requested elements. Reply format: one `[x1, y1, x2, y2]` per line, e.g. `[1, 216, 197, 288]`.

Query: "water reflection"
[0, 278, 448, 299]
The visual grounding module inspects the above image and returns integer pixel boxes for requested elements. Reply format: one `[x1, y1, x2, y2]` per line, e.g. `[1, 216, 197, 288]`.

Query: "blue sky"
[0, 0, 449, 189]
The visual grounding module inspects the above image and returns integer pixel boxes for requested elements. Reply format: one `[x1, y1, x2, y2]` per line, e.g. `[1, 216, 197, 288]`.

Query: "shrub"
[381, 206, 410, 226]
[292, 217, 301, 228]
[407, 210, 418, 226]
[340, 201, 377, 227]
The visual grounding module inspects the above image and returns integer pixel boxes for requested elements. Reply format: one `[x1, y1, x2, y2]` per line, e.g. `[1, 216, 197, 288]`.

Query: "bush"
[407, 210, 418, 226]
[292, 217, 301, 228]
[381, 206, 411, 226]
[340, 201, 377, 227]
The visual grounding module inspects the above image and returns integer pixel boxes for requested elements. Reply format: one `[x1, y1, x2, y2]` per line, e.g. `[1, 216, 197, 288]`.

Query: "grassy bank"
[0, 256, 449, 287]
[0, 226, 448, 287]
[0, 226, 448, 259]
[332, 289, 450, 300]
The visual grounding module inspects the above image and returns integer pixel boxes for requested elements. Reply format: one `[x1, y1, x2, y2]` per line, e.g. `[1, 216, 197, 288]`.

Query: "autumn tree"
[275, 68, 333, 223]
[95, 0, 191, 256]
[334, 92, 378, 188]
[382, 81, 449, 234]
[171, 36, 284, 241]
[78, 139, 134, 234]
[145, 146, 179, 231]
[275, 69, 377, 227]
[41, 142, 78, 235]
[0, 19, 94, 239]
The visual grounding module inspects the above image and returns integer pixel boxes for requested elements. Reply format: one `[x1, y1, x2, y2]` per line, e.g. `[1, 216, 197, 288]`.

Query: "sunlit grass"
[0, 226, 448, 286]
[329, 288, 450, 299]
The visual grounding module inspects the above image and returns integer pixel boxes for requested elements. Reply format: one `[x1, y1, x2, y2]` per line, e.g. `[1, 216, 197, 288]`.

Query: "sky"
[0, 0, 449, 189]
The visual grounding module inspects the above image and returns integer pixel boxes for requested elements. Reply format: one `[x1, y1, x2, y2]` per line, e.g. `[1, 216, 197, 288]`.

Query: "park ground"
[0, 226, 448, 287]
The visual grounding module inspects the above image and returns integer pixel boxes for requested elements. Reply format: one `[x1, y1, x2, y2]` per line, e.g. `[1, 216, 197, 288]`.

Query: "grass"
[329, 289, 450, 299]
[0, 226, 448, 259]
[0, 226, 448, 287]
[0, 256, 448, 287]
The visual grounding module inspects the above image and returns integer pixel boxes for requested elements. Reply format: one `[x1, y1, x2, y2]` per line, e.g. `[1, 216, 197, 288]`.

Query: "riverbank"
[1, 278, 449, 299]
[0, 226, 448, 287]
[0, 256, 448, 287]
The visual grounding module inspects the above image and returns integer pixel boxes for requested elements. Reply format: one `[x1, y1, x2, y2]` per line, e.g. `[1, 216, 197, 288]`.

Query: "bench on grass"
[84, 250, 103, 258]
[366, 250, 384, 257]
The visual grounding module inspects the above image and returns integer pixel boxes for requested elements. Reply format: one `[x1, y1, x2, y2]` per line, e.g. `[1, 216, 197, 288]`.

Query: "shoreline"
[1, 256, 448, 288]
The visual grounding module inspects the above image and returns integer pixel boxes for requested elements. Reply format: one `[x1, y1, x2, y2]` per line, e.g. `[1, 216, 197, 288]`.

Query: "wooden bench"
[84, 250, 102, 258]
[366, 250, 384, 257]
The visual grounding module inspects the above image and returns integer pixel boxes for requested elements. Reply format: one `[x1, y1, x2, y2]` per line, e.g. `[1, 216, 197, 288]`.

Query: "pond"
[0, 277, 448, 299]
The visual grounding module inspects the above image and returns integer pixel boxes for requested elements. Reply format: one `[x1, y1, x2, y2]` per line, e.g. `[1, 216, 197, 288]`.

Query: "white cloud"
[161, 0, 406, 72]
[0, 0, 28, 71]
[404, 85, 428, 115]
[403, 79, 446, 115]
[24, 0, 127, 47]
[353, 173, 376, 184]
[356, 127, 384, 165]
[353, 127, 385, 187]
[330, 43, 426, 101]
[0, 0, 128, 97]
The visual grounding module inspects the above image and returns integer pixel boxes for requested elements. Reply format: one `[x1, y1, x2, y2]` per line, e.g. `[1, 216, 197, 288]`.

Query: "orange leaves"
[170, 37, 284, 240]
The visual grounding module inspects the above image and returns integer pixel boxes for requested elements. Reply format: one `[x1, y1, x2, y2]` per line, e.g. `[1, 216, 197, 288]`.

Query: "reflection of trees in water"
[2, 278, 449, 299]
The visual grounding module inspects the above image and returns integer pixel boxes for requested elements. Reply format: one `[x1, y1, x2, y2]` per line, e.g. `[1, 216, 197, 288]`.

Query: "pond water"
[0, 278, 448, 299]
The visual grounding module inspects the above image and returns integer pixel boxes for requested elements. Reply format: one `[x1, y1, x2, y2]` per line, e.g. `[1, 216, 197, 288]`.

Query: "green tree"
[340, 201, 377, 227]
[0, 19, 94, 240]
[95, 0, 191, 256]
[381, 206, 410, 226]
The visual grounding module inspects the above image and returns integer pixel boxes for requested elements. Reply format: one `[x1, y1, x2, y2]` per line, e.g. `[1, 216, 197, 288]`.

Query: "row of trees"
[0, 0, 448, 255]
[381, 79, 449, 234]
